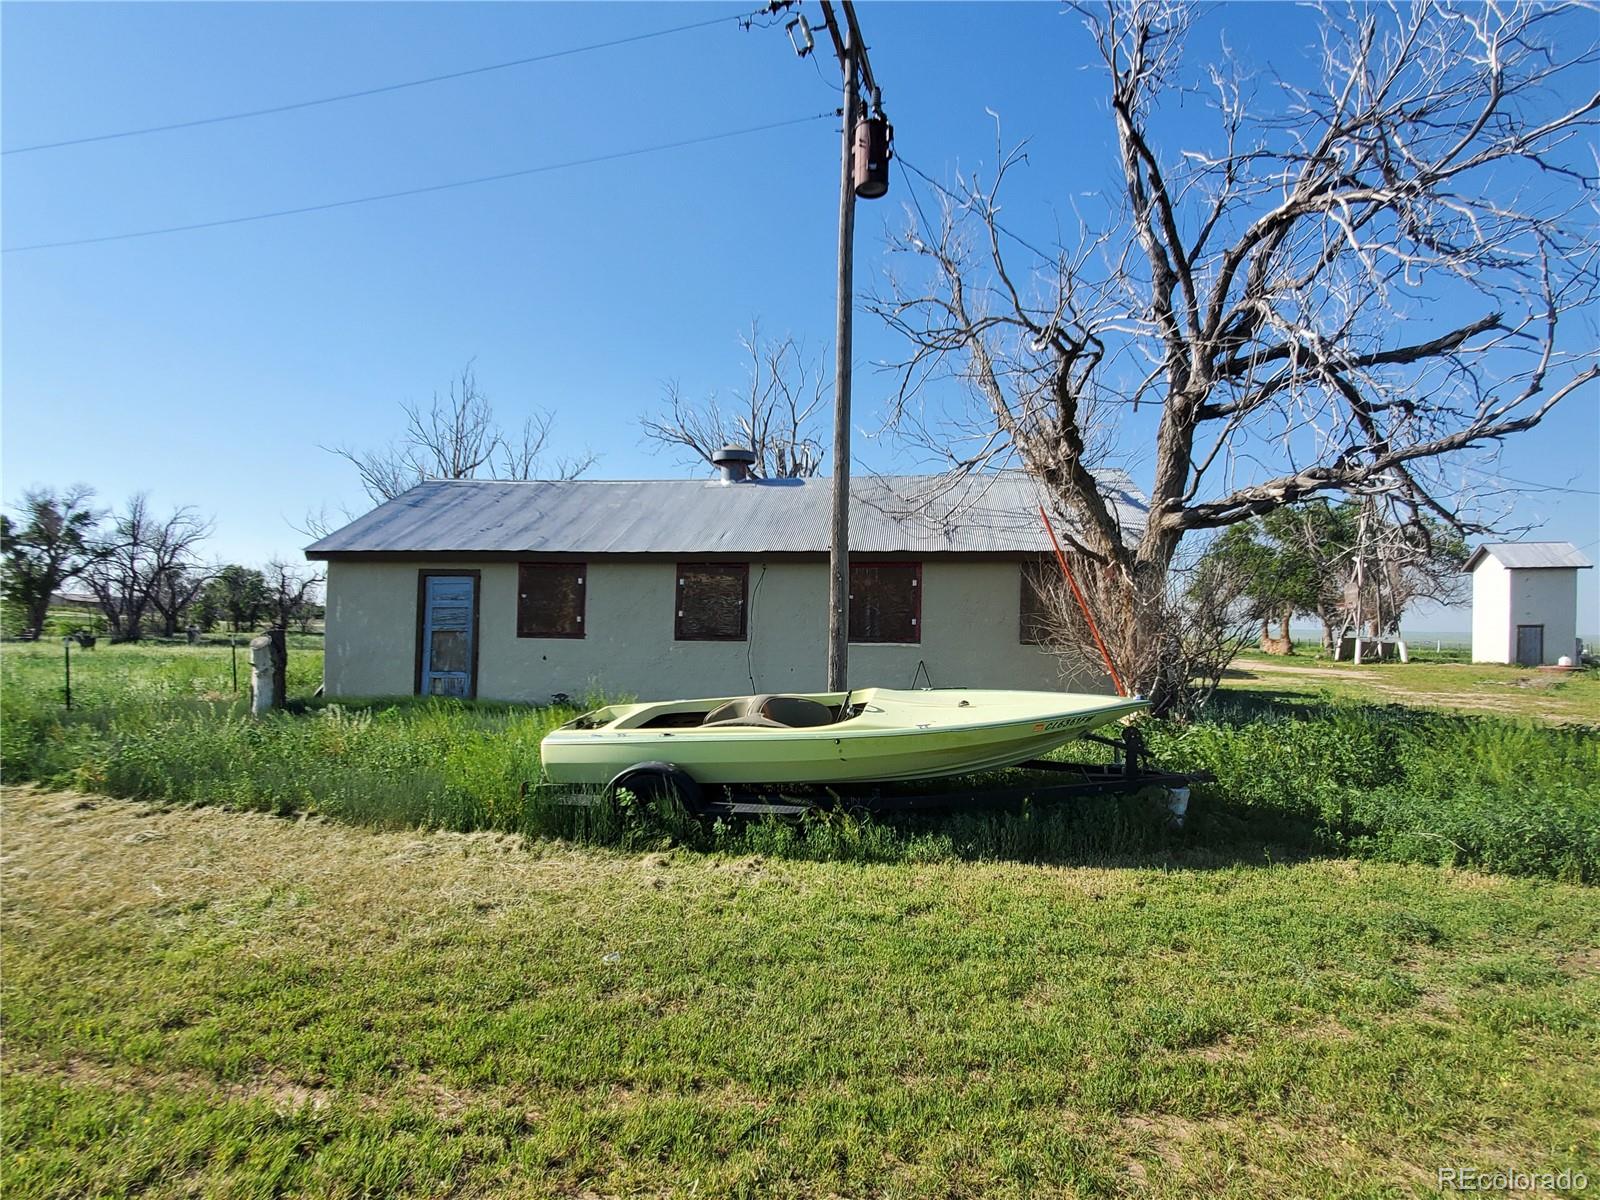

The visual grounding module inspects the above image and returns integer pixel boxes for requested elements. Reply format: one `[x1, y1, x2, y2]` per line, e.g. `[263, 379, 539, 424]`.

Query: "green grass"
[4, 789, 1599, 1198]
[4, 641, 1598, 882]
[1150, 694, 1600, 883]
[1225, 652, 1600, 724]
[4, 647, 1598, 1195]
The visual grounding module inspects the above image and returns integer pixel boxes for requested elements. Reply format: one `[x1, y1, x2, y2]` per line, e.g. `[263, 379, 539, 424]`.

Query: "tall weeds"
[3, 644, 1596, 881]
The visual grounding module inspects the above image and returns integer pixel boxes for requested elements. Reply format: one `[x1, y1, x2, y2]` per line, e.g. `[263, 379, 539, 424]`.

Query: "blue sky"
[3, 1, 1596, 632]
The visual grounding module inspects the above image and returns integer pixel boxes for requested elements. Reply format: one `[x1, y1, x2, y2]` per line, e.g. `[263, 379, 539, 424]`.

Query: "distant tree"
[642, 325, 827, 478]
[191, 583, 223, 633]
[81, 496, 212, 641]
[293, 597, 325, 635]
[1264, 503, 1364, 650]
[327, 362, 594, 504]
[201, 565, 269, 632]
[261, 559, 325, 631]
[0, 485, 103, 639]
[148, 563, 215, 638]
[1199, 520, 1308, 648]
[1200, 499, 1469, 650]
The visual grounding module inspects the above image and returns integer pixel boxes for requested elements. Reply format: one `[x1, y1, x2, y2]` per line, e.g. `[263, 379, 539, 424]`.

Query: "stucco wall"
[1470, 557, 1510, 663]
[1471, 559, 1582, 664]
[323, 558, 1105, 703]
[1508, 568, 1581, 665]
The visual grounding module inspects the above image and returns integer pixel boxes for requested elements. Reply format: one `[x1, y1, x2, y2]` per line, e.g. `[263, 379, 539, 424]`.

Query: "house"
[304, 457, 1147, 703]
[1466, 542, 1592, 666]
[48, 589, 99, 613]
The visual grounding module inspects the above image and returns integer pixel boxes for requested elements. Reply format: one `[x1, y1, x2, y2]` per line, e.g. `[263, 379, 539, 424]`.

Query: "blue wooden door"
[420, 575, 477, 697]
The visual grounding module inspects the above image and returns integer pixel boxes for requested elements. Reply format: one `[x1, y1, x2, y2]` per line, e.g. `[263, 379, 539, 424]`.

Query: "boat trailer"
[533, 726, 1212, 819]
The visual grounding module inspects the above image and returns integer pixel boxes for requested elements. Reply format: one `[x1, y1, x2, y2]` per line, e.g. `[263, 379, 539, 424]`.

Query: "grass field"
[3, 639, 1598, 1196]
[1225, 652, 1600, 725]
[5, 786, 1598, 1198]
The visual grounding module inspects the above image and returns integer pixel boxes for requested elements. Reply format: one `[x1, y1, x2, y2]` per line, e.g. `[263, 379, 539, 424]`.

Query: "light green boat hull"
[541, 688, 1148, 787]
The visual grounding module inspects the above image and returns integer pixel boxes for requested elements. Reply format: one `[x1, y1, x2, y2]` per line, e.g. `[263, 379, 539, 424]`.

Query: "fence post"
[62, 636, 72, 710]
[231, 637, 238, 693]
[268, 628, 287, 709]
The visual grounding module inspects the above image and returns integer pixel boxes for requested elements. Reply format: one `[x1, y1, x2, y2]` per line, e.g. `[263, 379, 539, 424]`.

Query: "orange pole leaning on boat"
[1038, 505, 1129, 698]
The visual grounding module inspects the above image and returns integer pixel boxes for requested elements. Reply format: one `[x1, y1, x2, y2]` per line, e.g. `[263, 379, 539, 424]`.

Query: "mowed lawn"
[1222, 654, 1600, 725]
[4, 786, 1597, 1198]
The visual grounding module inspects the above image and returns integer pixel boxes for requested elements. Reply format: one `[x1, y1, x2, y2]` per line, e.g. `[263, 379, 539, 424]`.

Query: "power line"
[1461, 464, 1600, 496]
[3, 9, 763, 156]
[2, 113, 833, 253]
[897, 153, 1059, 265]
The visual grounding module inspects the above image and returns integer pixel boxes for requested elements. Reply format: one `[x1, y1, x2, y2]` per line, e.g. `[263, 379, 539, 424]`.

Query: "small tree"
[642, 325, 827, 478]
[191, 584, 222, 633]
[0, 485, 102, 639]
[1036, 545, 1257, 717]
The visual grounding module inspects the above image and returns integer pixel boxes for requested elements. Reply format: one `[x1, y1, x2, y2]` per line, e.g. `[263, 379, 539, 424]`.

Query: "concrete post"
[249, 636, 274, 716]
[250, 629, 287, 714]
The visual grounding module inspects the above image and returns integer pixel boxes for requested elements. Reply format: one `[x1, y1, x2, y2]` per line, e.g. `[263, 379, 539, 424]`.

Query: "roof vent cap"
[711, 445, 757, 484]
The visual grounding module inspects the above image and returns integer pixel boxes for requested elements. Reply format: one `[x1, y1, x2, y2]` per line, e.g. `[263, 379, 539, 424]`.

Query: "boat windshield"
[561, 707, 619, 731]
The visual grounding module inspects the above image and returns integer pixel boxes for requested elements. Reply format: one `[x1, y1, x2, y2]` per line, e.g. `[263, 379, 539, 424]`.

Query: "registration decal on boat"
[1033, 716, 1085, 733]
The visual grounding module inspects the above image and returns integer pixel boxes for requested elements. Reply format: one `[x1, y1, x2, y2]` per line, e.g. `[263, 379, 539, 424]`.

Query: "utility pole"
[825, 4, 857, 693]
[811, 0, 890, 692]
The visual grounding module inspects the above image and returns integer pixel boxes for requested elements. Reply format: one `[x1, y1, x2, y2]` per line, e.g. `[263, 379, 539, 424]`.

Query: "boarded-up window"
[1020, 560, 1054, 644]
[850, 563, 920, 643]
[518, 563, 585, 638]
[676, 564, 747, 641]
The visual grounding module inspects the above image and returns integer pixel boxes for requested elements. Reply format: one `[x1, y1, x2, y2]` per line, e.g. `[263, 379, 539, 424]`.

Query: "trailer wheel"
[605, 761, 705, 813]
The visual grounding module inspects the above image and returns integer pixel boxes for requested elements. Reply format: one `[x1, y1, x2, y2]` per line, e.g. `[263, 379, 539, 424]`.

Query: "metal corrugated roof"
[1465, 542, 1594, 571]
[305, 471, 1148, 557]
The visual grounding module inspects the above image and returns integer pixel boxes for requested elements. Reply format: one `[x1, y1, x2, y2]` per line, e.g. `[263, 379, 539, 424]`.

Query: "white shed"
[1467, 542, 1592, 666]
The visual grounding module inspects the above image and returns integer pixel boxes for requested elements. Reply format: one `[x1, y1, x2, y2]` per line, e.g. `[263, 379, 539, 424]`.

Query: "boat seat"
[702, 694, 837, 729]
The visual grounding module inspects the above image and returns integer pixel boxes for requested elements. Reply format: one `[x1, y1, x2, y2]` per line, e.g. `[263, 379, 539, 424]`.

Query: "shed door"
[419, 575, 477, 697]
[1515, 624, 1544, 667]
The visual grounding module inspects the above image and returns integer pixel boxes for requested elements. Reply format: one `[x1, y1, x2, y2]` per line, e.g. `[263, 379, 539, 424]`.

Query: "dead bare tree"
[147, 563, 215, 638]
[327, 363, 595, 504]
[81, 495, 213, 640]
[873, 1, 1599, 709]
[642, 325, 828, 478]
[261, 559, 326, 631]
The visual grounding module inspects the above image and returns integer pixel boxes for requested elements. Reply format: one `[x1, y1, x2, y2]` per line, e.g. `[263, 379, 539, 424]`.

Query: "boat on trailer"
[540, 688, 1149, 788]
